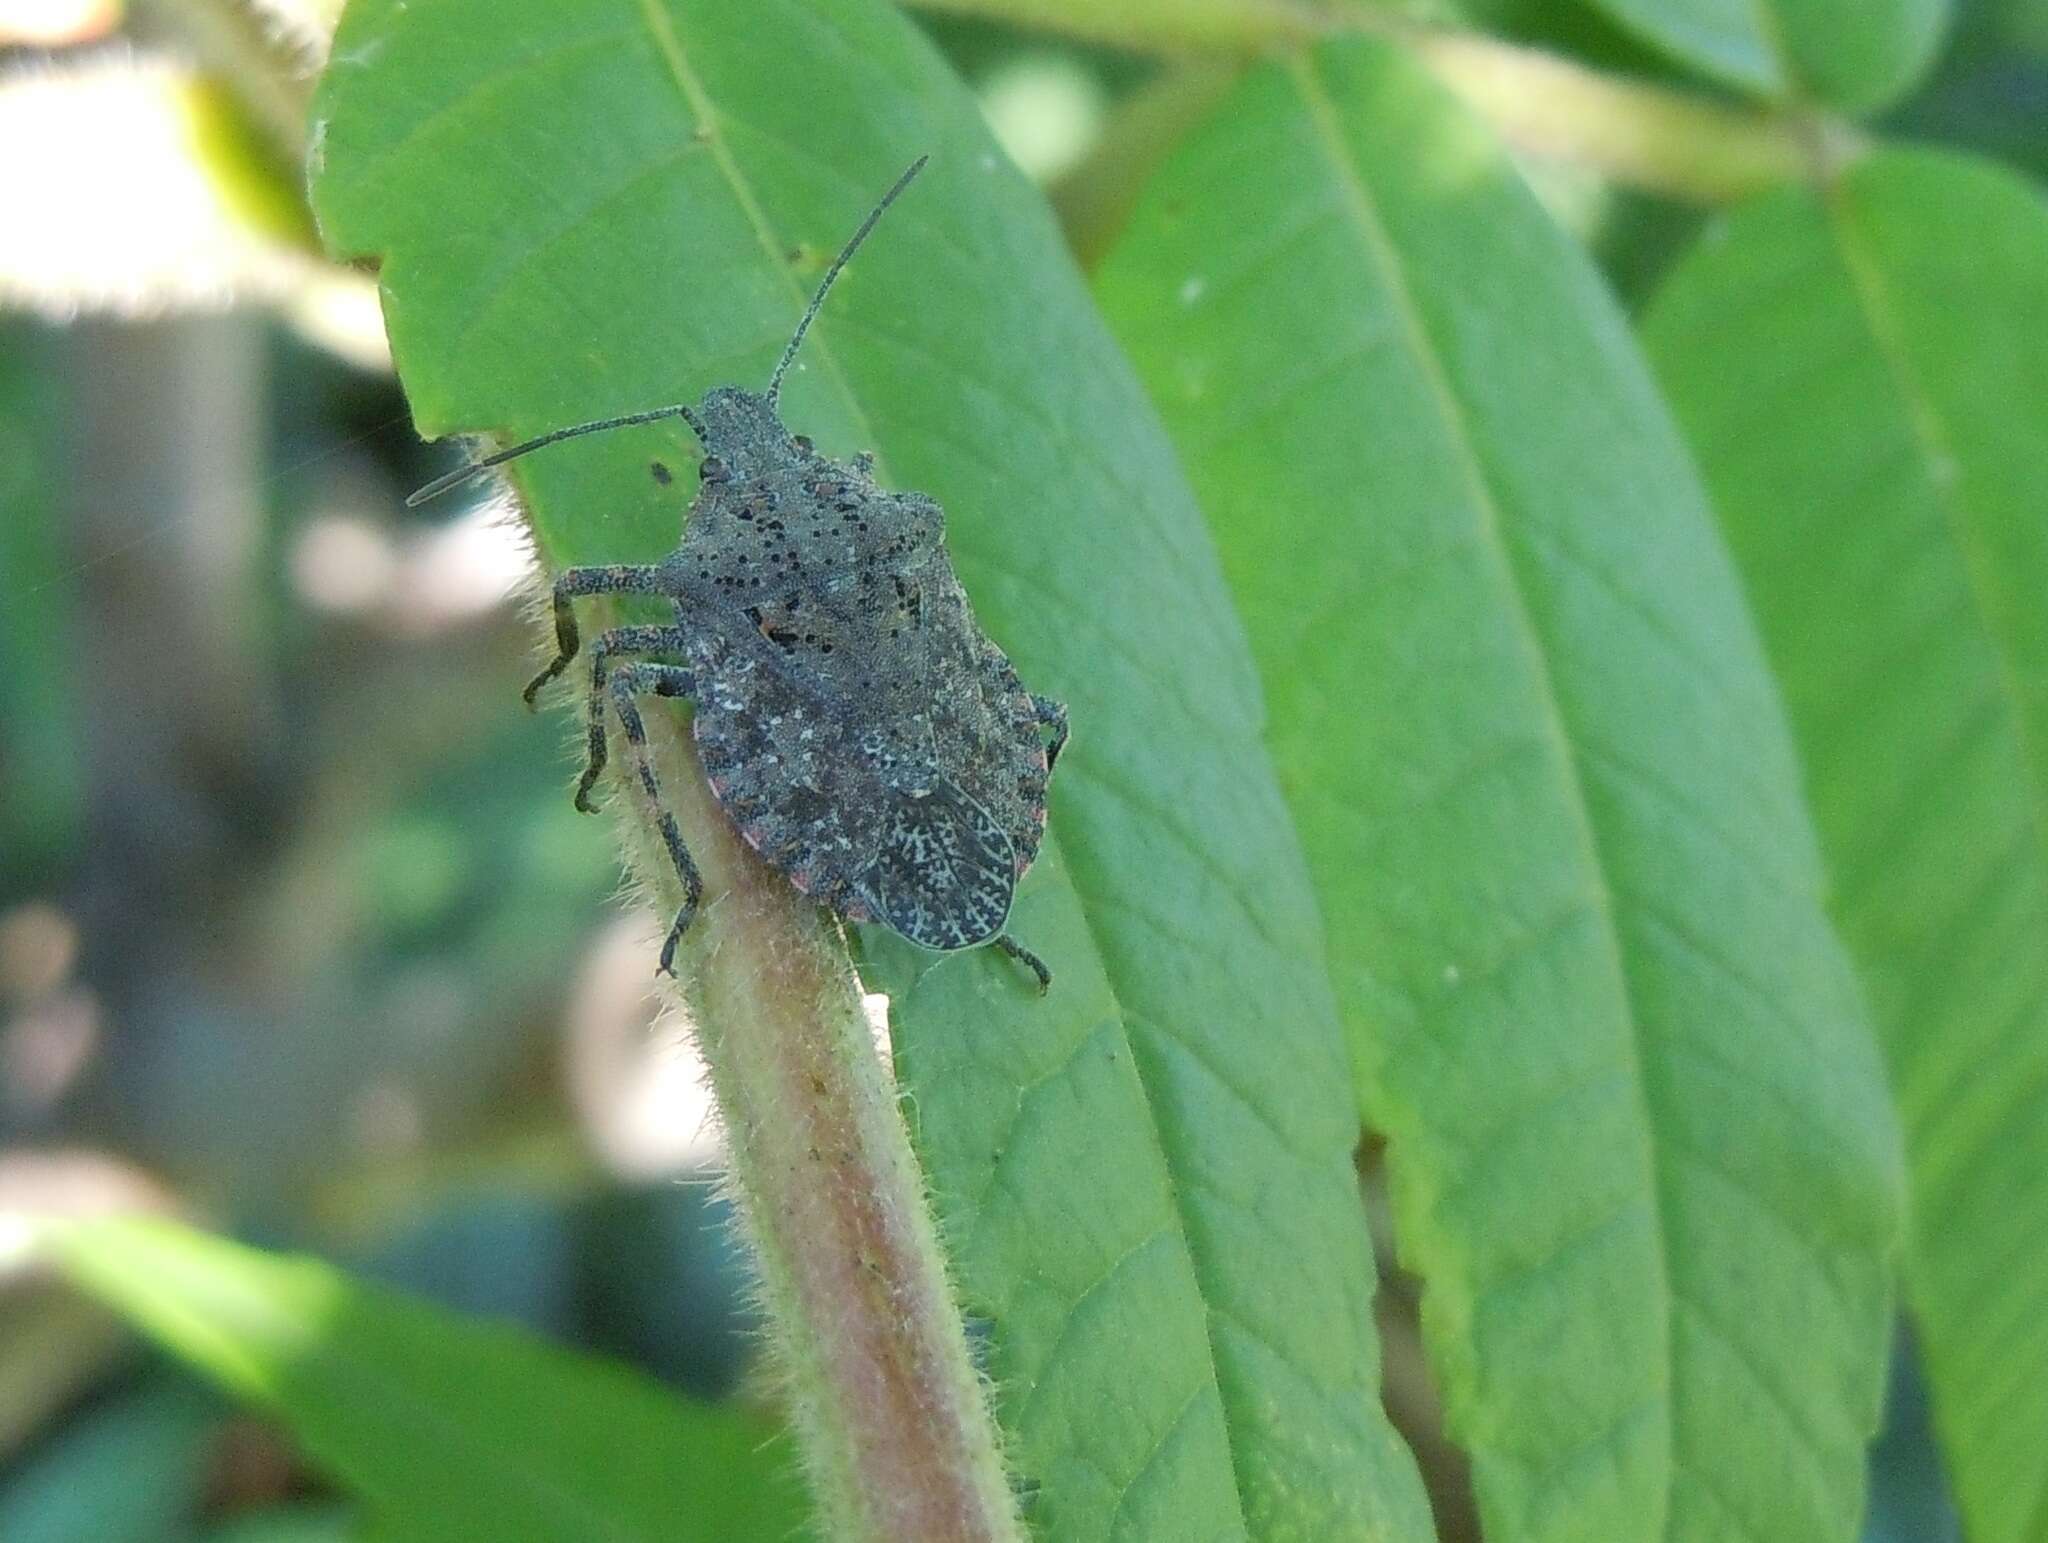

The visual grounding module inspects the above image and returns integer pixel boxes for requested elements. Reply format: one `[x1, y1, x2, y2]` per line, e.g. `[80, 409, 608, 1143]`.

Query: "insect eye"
[700, 456, 730, 484]
[793, 435, 814, 454]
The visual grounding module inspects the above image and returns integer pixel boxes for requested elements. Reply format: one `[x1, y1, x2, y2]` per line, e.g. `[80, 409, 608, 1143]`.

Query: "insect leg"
[1031, 695, 1069, 773]
[524, 564, 668, 706]
[994, 933, 1052, 994]
[576, 625, 692, 813]
[607, 662, 704, 976]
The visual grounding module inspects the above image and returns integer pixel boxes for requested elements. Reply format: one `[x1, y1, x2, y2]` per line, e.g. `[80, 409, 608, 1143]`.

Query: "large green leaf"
[1641, 147, 2048, 1543]
[1552, 0, 1948, 113]
[1096, 35, 1902, 1543]
[38, 1215, 808, 1542]
[309, 2, 1433, 1538]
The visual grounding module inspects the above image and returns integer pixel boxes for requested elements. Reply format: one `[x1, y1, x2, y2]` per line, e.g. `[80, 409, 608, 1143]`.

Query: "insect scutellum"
[404, 154, 930, 509]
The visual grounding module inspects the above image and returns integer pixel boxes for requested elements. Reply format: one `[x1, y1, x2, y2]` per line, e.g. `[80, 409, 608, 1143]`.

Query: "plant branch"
[911, 0, 1864, 205]
[616, 708, 1021, 1543]
[133, 0, 321, 163]
[1398, 26, 1856, 204]
[910, 0, 1330, 54]
[132, 0, 329, 252]
[1053, 63, 1240, 264]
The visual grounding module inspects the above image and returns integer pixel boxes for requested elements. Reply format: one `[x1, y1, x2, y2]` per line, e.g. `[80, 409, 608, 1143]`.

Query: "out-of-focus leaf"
[1574, 0, 1949, 112]
[0, 1381, 218, 1543]
[204, 1505, 359, 1543]
[911, 0, 1948, 112]
[1434, 0, 1672, 77]
[1882, 0, 2048, 186]
[1097, 34, 1902, 1542]
[308, 0, 1434, 1536]
[40, 1215, 811, 1542]
[0, 323, 80, 881]
[1642, 146, 2048, 1543]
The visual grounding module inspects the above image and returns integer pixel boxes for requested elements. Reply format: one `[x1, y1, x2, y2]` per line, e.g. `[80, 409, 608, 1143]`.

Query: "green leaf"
[39, 1215, 809, 1542]
[0, 323, 81, 877]
[309, 2, 1432, 1539]
[1641, 146, 2048, 1543]
[0, 1381, 218, 1543]
[204, 1508, 359, 1543]
[1095, 35, 1902, 1543]
[1573, 0, 1950, 114]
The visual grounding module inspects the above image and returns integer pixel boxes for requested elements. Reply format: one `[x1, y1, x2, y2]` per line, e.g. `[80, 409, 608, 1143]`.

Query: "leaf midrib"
[1822, 174, 2048, 959]
[1823, 170, 2048, 1543]
[1286, 46, 1681, 1529]
[630, 0, 892, 481]
[635, 0, 1264, 761]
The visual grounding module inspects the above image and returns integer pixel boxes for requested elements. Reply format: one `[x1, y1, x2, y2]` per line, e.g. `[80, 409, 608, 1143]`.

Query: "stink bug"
[410, 158, 1067, 990]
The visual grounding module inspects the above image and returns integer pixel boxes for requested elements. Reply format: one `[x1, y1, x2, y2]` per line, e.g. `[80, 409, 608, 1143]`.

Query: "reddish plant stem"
[621, 709, 1020, 1543]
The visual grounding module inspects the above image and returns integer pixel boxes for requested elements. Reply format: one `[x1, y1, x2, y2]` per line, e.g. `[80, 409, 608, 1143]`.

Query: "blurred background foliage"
[0, 0, 2043, 1538]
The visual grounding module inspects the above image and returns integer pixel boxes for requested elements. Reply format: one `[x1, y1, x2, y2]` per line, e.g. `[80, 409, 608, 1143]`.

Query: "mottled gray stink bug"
[410, 157, 1067, 990]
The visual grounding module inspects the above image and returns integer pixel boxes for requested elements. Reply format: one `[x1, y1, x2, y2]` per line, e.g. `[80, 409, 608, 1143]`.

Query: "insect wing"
[856, 779, 1016, 951]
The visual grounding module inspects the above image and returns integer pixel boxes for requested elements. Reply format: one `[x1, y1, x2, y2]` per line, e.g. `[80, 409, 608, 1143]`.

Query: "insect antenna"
[404, 152, 928, 507]
[406, 402, 712, 506]
[765, 154, 929, 406]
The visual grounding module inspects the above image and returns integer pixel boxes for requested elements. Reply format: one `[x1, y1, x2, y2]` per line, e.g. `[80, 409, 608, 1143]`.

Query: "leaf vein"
[1013, 1227, 1179, 1429]
[1826, 179, 2048, 929]
[1136, 1017, 1330, 1172]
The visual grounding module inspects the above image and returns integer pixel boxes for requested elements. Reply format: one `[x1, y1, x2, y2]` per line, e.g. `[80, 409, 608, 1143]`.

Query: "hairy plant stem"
[617, 706, 1022, 1543]
[134, 0, 322, 163]
[133, 0, 330, 253]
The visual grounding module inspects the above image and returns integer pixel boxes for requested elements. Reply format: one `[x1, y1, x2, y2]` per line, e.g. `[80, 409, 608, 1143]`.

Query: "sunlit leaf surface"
[42, 1216, 809, 1542]
[1098, 35, 1903, 1543]
[310, 2, 1435, 1536]
[1643, 146, 2048, 1543]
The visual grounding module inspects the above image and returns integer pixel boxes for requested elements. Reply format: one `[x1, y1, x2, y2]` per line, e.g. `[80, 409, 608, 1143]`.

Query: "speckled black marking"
[860, 777, 1014, 949]
[426, 159, 1065, 989]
